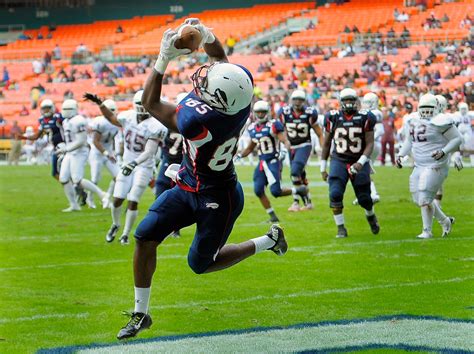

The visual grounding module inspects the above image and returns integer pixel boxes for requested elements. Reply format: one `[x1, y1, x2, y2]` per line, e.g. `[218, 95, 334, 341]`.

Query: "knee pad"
[357, 192, 373, 210]
[417, 191, 435, 207]
[329, 190, 344, 208]
[187, 250, 212, 275]
[269, 183, 282, 198]
[291, 162, 305, 178]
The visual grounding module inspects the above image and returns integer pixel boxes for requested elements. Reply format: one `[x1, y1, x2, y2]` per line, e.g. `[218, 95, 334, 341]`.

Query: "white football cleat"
[86, 194, 96, 209]
[441, 217, 455, 237]
[372, 195, 380, 204]
[300, 203, 314, 211]
[62, 205, 81, 213]
[416, 230, 433, 239]
[101, 193, 111, 209]
[288, 201, 300, 212]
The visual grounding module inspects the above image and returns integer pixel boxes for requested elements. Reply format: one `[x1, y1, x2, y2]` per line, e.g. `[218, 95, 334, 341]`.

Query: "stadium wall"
[0, 0, 328, 29]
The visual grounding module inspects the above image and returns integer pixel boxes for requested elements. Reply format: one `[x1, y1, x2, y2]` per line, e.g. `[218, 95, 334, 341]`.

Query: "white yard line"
[0, 312, 89, 324]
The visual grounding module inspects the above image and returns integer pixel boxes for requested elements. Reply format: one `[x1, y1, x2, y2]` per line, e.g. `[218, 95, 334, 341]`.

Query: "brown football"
[174, 25, 202, 52]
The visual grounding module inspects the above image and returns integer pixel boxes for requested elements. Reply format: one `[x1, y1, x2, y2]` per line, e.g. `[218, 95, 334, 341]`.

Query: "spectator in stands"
[18, 33, 32, 40]
[401, 26, 411, 41]
[140, 55, 151, 68]
[343, 25, 351, 33]
[32, 59, 44, 75]
[441, 13, 450, 23]
[53, 44, 62, 60]
[8, 121, 22, 166]
[92, 58, 104, 77]
[352, 25, 360, 34]
[43, 51, 52, 67]
[19, 105, 29, 116]
[76, 43, 88, 53]
[116, 25, 124, 33]
[37, 33, 43, 40]
[226, 35, 236, 56]
[412, 50, 422, 61]
[396, 11, 409, 22]
[2, 67, 9, 84]
[381, 108, 396, 166]
[307, 20, 315, 30]
[63, 90, 74, 99]
[46, 31, 53, 39]
[0, 114, 5, 127]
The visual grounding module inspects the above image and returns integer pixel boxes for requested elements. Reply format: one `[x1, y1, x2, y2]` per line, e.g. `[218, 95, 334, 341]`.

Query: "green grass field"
[0, 164, 473, 353]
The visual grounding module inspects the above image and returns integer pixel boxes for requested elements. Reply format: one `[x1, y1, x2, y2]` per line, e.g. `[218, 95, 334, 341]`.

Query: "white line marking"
[0, 255, 186, 272]
[2, 277, 472, 324]
[150, 276, 474, 310]
[0, 312, 89, 324]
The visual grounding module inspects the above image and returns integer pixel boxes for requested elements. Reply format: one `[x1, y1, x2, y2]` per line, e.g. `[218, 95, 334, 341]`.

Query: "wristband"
[102, 150, 109, 157]
[320, 160, 327, 173]
[357, 155, 368, 165]
[154, 55, 169, 75]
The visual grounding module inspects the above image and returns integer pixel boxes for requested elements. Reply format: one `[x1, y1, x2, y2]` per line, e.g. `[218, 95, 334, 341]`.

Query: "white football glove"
[164, 163, 181, 183]
[183, 18, 215, 44]
[278, 149, 287, 161]
[159, 29, 192, 61]
[454, 155, 463, 171]
[55, 143, 67, 156]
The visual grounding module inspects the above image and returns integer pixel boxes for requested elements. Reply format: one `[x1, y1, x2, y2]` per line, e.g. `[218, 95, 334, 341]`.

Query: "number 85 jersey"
[324, 109, 376, 163]
[117, 110, 167, 168]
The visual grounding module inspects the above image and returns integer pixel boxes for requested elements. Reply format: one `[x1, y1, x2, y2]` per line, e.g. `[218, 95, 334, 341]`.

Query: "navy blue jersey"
[279, 105, 318, 147]
[162, 132, 184, 164]
[324, 109, 376, 163]
[38, 113, 64, 147]
[176, 92, 251, 191]
[248, 120, 284, 161]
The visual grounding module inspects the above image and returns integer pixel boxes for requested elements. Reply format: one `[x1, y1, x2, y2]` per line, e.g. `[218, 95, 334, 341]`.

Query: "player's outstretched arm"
[22, 129, 43, 141]
[83, 93, 121, 127]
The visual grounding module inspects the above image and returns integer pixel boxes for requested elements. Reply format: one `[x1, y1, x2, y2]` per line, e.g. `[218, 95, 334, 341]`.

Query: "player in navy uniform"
[320, 88, 380, 238]
[238, 100, 308, 222]
[279, 89, 323, 211]
[117, 19, 288, 340]
[24, 99, 64, 179]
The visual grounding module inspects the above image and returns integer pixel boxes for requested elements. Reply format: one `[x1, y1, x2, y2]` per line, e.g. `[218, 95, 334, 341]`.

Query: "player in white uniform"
[87, 99, 120, 209]
[22, 126, 36, 164]
[56, 99, 109, 212]
[453, 102, 474, 166]
[396, 94, 462, 239]
[354, 92, 383, 204]
[84, 90, 168, 244]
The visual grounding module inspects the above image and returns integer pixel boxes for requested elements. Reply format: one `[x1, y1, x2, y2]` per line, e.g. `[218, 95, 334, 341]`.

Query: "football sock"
[370, 181, 378, 198]
[123, 209, 138, 236]
[334, 213, 344, 226]
[251, 235, 276, 254]
[107, 180, 115, 196]
[134, 287, 151, 314]
[432, 202, 448, 224]
[433, 198, 442, 209]
[421, 204, 434, 233]
[365, 208, 375, 217]
[80, 178, 104, 197]
[63, 182, 78, 207]
[266, 208, 274, 215]
[111, 205, 122, 227]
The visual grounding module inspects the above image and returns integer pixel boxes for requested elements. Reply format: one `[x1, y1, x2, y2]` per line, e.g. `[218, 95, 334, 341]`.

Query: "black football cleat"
[336, 225, 348, 238]
[106, 224, 119, 243]
[119, 235, 129, 245]
[75, 186, 88, 206]
[267, 224, 287, 256]
[117, 311, 152, 340]
[367, 214, 380, 235]
[295, 185, 308, 198]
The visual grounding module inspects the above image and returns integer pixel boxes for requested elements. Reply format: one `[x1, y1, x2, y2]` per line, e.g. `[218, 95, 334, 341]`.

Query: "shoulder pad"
[358, 109, 369, 115]
[431, 113, 454, 128]
[282, 106, 292, 114]
[248, 122, 256, 130]
[329, 109, 339, 116]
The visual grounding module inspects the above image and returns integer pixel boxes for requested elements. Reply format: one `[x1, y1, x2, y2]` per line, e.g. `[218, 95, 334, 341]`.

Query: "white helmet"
[290, 89, 306, 101]
[192, 62, 254, 115]
[253, 100, 270, 123]
[40, 99, 55, 117]
[418, 93, 438, 119]
[61, 99, 78, 119]
[103, 99, 117, 113]
[339, 88, 359, 113]
[176, 92, 188, 104]
[133, 90, 150, 119]
[435, 95, 447, 113]
[362, 92, 379, 110]
[458, 102, 468, 115]
[25, 126, 34, 134]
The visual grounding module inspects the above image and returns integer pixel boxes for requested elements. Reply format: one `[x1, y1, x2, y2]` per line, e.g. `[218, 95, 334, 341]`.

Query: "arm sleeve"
[323, 113, 332, 133]
[441, 125, 463, 155]
[398, 135, 412, 157]
[272, 120, 285, 135]
[364, 112, 376, 132]
[134, 138, 159, 165]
